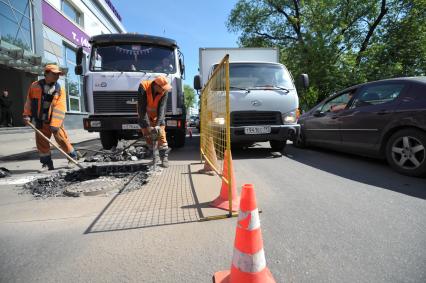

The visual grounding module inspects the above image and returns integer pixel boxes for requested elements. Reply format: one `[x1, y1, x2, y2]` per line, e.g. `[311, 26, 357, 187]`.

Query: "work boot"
[39, 160, 54, 172]
[159, 148, 169, 168]
[144, 149, 153, 159]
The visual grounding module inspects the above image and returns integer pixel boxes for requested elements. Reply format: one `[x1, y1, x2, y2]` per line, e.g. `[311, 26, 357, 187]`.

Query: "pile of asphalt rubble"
[83, 146, 147, 162]
[23, 163, 150, 199]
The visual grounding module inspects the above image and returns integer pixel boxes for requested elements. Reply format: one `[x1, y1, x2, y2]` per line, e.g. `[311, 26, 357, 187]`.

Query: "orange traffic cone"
[199, 137, 218, 175]
[210, 150, 239, 212]
[213, 184, 276, 283]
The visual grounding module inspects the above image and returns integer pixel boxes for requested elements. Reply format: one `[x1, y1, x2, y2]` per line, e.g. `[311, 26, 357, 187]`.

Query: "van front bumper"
[230, 124, 300, 143]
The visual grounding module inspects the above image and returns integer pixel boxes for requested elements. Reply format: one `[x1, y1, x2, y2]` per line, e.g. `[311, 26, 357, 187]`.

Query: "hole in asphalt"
[22, 163, 149, 198]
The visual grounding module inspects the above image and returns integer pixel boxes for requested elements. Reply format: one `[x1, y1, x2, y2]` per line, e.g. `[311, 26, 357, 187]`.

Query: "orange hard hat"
[154, 75, 172, 92]
[44, 64, 64, 75]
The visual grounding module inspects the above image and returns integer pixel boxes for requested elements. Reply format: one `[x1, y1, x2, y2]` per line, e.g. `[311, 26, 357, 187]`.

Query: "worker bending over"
[138, 75, 171, 168]
[23, 64, 77, 171]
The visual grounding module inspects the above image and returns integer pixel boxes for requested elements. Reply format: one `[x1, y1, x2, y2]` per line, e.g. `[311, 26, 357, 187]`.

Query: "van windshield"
[90, 44, 176, 73]
[228, 63, 294, 89]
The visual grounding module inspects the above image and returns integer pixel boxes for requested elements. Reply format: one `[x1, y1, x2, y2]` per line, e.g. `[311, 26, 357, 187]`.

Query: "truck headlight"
[282, 109, 300, 124]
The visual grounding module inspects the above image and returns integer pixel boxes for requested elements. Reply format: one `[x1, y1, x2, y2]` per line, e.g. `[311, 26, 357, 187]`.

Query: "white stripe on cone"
[237, 208, 260, 231]
[232, 248, 267, 273]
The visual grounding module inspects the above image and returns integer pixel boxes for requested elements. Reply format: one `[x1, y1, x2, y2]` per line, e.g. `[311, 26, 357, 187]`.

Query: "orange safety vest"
[140, 80, 166, 125]
[23, 80, 67, 128]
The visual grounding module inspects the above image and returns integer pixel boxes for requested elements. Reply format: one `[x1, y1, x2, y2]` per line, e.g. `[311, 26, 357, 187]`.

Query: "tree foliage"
[184, 84, 196, 111]
[227, 0, 426, 109]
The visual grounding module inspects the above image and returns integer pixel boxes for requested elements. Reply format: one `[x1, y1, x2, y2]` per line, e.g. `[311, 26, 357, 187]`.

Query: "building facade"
[0, 0, 125, 128]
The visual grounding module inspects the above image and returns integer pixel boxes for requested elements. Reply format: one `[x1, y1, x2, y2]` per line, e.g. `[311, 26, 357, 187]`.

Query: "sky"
[112, 0, 240, 87]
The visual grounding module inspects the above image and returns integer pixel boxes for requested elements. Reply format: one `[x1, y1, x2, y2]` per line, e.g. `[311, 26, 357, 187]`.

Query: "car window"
[321, 90, 355, 113]
[350, 84, 404, 109]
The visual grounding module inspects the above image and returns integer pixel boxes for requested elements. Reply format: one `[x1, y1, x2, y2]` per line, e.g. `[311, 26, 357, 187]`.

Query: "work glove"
[22, 116, 31, 124]
[151, 126, 161, 135]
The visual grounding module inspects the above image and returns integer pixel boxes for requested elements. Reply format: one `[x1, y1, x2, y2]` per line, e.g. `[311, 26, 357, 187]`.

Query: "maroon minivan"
[297, 77, 426, 177]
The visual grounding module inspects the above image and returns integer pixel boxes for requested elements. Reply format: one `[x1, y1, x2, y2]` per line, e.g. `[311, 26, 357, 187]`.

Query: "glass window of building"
[0, 0, 33, 51]
[64, 45, 81, 112]
[61, 0, 81, 26]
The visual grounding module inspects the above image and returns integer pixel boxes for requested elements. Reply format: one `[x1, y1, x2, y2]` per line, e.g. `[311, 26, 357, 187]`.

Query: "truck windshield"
[228, 63, 294, 89]
[90, 44, 176, 73]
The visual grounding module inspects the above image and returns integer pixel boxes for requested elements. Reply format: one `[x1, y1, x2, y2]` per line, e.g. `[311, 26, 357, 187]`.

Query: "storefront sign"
[42, 0, 90, 51]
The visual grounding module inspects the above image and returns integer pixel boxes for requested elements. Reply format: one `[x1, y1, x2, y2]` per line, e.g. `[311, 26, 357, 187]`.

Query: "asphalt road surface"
[0, 133, 425, 283]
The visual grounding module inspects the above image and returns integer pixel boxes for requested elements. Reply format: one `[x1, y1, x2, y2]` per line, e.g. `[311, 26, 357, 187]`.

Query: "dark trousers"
[0, 108, 12, 126]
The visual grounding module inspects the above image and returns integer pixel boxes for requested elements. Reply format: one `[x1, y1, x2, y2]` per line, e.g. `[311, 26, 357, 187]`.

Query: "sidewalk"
[0, 127, 99, 158]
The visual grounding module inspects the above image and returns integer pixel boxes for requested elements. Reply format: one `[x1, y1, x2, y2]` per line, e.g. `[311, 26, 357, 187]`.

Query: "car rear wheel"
[270, 140, 287, 151]
[385, 129, 426, 177]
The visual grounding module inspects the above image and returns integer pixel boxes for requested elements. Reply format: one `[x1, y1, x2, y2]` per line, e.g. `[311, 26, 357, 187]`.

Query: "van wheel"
[100, 131, 118, 150]
[385, 129, 426, 177]
[294, 131, 307, 148]
[270, 140, 286, 151]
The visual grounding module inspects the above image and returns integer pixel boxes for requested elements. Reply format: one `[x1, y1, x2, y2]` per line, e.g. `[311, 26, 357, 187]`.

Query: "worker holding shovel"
[22, 64, 78, 171]
[137, 76, 171, 168]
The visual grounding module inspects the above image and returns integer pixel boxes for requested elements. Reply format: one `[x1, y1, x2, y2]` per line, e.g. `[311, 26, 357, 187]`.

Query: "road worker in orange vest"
[138, 75, 171, 168]
[22, 64, 78, 171]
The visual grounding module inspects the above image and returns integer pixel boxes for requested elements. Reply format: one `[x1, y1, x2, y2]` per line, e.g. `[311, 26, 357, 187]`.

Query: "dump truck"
[75, 33, 187, 149]
[194, 48, 308, 150]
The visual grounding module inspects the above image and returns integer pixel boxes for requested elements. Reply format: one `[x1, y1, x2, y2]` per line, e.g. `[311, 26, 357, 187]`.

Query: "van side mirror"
[75, 47, 83, 75]
[194, 75, 201, 91]
[300, 74, 309, 89]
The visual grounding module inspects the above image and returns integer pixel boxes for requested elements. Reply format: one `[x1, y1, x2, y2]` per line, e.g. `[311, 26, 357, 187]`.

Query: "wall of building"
[0, 0, 126, 129]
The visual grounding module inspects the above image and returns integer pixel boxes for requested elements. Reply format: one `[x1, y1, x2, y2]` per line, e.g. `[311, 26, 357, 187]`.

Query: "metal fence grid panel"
[200, 55, 232, 188]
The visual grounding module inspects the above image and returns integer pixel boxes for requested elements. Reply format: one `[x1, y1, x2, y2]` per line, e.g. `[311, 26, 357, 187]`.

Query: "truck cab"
[75, 33, 187, 149]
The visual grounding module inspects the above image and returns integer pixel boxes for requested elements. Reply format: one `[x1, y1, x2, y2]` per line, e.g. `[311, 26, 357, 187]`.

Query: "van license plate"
[244, 126, 271, 135]
[122, 124, 140, 130]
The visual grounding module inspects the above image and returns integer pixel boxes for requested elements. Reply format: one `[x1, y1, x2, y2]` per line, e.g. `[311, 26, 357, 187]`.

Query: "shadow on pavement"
[284, 145, 426, 199]
[0, 139, 101, 162]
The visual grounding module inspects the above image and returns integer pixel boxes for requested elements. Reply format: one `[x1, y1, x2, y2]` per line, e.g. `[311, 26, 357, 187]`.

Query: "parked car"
[296, 77, 426, 177]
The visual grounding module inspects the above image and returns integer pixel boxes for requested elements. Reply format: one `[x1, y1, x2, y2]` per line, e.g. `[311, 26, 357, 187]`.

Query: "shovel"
[26, 121, 84, 170]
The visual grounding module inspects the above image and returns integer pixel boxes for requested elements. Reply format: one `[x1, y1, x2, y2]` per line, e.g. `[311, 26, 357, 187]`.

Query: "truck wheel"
[270, 140, 286, 151]
[100, 131, 118, 150]
[173, 131, 186, 148]
[385, 128, 426, 177]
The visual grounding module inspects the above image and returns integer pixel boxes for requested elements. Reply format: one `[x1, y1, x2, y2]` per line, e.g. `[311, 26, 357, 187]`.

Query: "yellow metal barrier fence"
[200, 55, 234, 218]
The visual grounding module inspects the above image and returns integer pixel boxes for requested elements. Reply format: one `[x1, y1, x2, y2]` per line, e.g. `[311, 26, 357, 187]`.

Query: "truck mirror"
[180, 60, 185, 79]
[76, 47, 83, 65]
[300, 74, 309, 89]
[75, 47, 83, 75]
[194, 75, 201, 91]
[75, 65, 83, 75]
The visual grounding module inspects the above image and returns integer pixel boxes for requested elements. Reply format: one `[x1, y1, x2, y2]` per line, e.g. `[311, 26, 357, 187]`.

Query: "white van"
[194, 48, 308, 150]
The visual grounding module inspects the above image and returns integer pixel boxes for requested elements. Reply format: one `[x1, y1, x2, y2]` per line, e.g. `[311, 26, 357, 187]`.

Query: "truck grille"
[93, 91, 139, 113]
[231, 111, 282, 126]
[93, 91, 173, 113]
